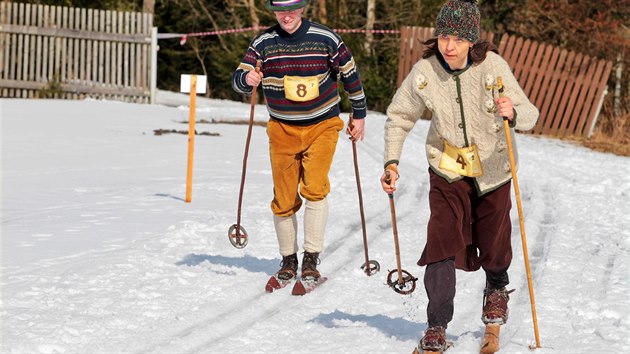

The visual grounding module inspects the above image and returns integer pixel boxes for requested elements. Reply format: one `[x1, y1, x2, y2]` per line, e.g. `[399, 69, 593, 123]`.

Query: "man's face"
[274, 8, 304, 34]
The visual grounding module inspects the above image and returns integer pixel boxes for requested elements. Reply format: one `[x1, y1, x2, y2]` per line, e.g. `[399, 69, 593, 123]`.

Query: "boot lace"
[301, 252, 320, 279]
[277, 254, 298, 280]
[420, 326, 447, 351]
[482, 287, 515, 324]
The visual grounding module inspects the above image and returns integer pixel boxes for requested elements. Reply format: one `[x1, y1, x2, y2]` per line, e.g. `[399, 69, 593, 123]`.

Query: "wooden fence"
[0, 2, 157, 103]
[397, 27, 613, 138]
[497, 34, 613, 138]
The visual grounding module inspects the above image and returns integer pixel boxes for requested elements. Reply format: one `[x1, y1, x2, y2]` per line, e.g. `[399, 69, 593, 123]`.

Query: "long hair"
[422, 38, 498, 63]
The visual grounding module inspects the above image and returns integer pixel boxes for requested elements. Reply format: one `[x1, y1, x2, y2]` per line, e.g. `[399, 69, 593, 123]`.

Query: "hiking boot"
[419, 326, 447, 352]
[482, 287, 515, 325]
[301, 252, 320, 280]
[277, 253, 298, 281]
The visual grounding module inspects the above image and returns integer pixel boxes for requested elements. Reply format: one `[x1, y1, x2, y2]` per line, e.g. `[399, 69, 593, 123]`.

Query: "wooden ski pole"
[349, 116, 380, 276]
[384, 171, 417, 295]
[228, 60, 262, 249]
[497, 77, 541, 349]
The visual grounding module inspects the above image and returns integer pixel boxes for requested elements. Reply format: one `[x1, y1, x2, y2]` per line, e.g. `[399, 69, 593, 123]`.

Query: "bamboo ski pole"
[228, 60, 262, 249]
[497, 77, 541, 349]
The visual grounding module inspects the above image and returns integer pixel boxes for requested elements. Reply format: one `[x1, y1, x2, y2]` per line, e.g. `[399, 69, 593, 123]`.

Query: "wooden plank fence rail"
[497, 33, 613, 138]
[0, 2, 154, 103]
[397, 27, 613, 139]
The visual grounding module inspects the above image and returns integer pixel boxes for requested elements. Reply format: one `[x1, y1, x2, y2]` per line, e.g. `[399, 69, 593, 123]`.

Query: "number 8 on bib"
[284, 76, 319, 102]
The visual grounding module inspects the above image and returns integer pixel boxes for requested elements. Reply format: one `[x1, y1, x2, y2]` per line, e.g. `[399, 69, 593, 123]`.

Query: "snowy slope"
[1, 95, 629, 354]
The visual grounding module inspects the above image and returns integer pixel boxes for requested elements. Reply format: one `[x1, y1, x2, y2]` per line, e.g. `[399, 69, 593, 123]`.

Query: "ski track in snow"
[2, 99, 629, 354]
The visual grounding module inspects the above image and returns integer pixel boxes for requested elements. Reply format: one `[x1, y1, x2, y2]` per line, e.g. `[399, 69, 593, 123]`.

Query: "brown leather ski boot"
[301, 252, 320, 280]
[419, 326, 448, 353]
[482, 287, 515, 324]
[277, 253, 298, 281]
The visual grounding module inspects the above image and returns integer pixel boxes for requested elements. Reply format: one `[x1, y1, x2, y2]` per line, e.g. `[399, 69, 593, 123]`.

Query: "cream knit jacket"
[384, 52, 539, 195]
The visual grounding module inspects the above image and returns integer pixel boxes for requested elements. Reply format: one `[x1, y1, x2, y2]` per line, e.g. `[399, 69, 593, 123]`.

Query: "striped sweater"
[232, 19, 367, 125]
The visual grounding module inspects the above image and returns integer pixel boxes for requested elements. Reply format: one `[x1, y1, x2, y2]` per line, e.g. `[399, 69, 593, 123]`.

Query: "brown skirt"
[418, 168, 513, 272]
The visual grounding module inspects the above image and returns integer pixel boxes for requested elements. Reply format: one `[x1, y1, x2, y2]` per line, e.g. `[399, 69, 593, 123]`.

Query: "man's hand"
[346, 117, 365, 142]
[245, 69, 263, 87]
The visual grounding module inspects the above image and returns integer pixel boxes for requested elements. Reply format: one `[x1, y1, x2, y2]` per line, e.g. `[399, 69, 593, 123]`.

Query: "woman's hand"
[495, 96, 514, 121]
[380, 165, 399, 194]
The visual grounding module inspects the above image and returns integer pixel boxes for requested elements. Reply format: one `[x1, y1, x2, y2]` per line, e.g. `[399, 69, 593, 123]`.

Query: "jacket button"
[456, 97, 461, 103]
[458, 123, 463, 129]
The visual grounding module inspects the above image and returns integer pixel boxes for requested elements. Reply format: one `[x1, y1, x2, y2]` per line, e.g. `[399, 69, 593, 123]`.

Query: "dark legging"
[425, 257, 509, 328]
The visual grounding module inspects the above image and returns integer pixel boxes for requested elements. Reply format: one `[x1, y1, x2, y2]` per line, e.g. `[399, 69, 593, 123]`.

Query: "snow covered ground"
[1, 93, 629, 353]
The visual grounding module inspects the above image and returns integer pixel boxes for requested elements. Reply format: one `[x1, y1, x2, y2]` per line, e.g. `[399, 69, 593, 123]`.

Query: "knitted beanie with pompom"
[434, 0, 480, 43]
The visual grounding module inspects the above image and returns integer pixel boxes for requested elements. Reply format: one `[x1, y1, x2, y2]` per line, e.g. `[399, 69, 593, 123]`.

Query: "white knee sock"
[273, 214, 298, 256]
[303, 199, 328, 253]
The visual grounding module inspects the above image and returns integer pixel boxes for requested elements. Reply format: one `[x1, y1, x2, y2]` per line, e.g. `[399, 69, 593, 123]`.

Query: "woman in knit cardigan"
[380, 0, 539, 352]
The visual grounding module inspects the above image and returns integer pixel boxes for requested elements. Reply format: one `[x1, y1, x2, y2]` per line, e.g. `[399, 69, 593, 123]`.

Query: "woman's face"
[274, 8, 304, 34]
[437, 34, 473, 70]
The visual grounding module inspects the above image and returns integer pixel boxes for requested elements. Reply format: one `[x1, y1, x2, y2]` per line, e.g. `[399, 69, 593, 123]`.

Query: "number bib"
[439, 140, 483, 177]
[284, 76, 319, 102]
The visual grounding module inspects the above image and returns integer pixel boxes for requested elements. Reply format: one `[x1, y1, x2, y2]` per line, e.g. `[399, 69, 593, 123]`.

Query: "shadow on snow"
[175, 253, 280, 275]
[310, 309, 421, 342]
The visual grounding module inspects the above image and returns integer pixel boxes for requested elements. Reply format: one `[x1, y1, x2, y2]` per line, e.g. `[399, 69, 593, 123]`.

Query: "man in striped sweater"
[232, 0, 367, 285]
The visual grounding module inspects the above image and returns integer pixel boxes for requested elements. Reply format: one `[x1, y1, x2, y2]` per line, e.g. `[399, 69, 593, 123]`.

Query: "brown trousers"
[266, 117, 344, 216]
[421, 168, 512, 328]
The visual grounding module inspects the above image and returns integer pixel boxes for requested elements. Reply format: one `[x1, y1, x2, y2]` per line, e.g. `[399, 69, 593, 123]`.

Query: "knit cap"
[434, 0, 480, 43]
[266, 0, 309, 11]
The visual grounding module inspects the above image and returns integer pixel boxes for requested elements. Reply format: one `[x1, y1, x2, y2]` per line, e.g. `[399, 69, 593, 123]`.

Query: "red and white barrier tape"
[156, 26, 400, 45]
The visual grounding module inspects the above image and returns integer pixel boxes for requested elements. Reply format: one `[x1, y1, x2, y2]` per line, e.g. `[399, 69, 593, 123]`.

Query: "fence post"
[588, 87, 608, 138]
[150, 26, 157, 104]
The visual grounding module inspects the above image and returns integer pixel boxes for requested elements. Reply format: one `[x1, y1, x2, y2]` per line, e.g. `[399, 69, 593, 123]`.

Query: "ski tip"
[291, 280, 306, 296]
[480, 324, 500, 354]
[419, 349, 446, 354]
[265, 276, 281, 293]
[413, 340, 453, 354]
[413, 349, 440, 354]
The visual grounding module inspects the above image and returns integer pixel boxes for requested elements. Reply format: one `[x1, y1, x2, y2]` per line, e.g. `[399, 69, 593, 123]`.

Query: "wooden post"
[185, 75, 197, 203]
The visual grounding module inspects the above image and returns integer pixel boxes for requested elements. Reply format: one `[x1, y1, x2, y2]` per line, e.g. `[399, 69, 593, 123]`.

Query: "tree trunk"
[192, 0, 227, 50]
[336, 0, 347, 22]
[189, 38, 212, 97]
[142, 0, 155, 14]
[613, 53, 622, 118]
[247, 0, 260, 28]
[317, 0, 327, 25]
[364, 0, 375, 53]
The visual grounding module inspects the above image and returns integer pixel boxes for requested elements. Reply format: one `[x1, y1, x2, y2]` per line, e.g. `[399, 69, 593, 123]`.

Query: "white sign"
[180, 75, 207, 94]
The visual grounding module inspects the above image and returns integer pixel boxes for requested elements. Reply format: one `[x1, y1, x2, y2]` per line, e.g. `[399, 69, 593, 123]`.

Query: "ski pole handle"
[254, 59, 262, 76]
[384, 170, 391, 184]
[496, 77, 508, 121]
[384, 170, 395, 199]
